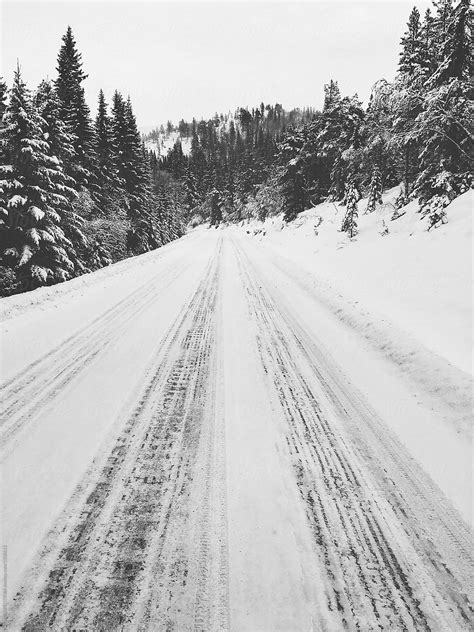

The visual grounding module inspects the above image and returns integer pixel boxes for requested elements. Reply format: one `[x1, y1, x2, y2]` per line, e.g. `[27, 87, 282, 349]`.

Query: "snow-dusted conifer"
[341, 180, 359, 237]
[34, 79, 77, 172]
[210, 188, 222, 226]
[420, 8, 437, 77]
[93, 89, 122, 214]
[224, 165, 236, 217]
[183, 167, 200, 213]
[0, 78, 7, 123]
[123, 97, 154, 252]
[0, 77, 8, 241]
[414, 0, 472, 223]
[323, 80, 341, 111]
[433, 0, 454, 47]
[56, 26, 94, 184]
[0, 67, 85, 289]
[278, 126, 307, 221]
[398, 7, 424, 78]
[365, 166, 383, 213]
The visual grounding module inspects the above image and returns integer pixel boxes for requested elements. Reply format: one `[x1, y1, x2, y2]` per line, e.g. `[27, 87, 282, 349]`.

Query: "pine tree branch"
[424, 126, 473, 161]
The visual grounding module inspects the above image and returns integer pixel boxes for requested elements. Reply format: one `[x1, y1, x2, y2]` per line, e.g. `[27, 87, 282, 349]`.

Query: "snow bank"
[0, 232, 198, 324]
[242, 189, 473, 436]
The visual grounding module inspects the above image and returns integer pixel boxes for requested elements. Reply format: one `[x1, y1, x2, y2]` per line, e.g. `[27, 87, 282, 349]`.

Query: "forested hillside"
[0, 28, 184, 296]
[0, 0, 471, 297]
[152, 0, 471, 231]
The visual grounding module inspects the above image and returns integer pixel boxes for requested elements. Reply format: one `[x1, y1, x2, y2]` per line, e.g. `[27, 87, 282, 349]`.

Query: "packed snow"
[1, 194, 472, 629]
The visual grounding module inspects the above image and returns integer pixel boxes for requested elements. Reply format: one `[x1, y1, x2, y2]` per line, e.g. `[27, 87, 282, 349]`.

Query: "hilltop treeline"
[155, 0, 471, 232]
[153, 104, 316, 225]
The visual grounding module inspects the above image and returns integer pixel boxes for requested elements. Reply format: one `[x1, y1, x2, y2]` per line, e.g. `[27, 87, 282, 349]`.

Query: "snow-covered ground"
[1, 195, 472, 630]
[144, 130, 192, 157]
[245, 187, 473, 376]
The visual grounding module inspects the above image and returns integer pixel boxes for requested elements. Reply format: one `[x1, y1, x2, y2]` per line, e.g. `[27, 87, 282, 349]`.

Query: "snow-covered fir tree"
[210, 188, 222, 226]
[0, 67, 86, 292]
[0, 78, 8, 123]
[398, 7, 424, 77]
[341, 180, 359, 238]
[420, 8, 437, 77]
[365, 166, 383, 213]
[323, 80, 341, 111]
[413, 0, 472, 225]
[34, 79, 77, 174]
[93, 89, 123, 215]
[56, 26, 95, 185]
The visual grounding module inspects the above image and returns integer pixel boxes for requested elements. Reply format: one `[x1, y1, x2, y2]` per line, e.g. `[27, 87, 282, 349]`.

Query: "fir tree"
[56, 26, 94, 184]
[398, 7, 424, 77]
[0, 77, 9, 247]
[0, 67, 85, 290]
[183, 167, 200, 214]
[123, 96, 144, 192]
[392, 5, 427, 202]
[224, 165, 236, 217]
[363, 80, 398, 190]
[420, 8, 437, 77]
[278, 126, 308, 221]
[341, 181, 359, 237]
[414, 0, 472, 221]
[209, 188, 222, 226]
[93, 89, 121, 214]
[111, 90, 128, 185]
[365, 166, 383, 213]
[0, 78, 8, 123]
[114, 97, 163, 254]
[433, 0, 454, 46]
[0, 77, 8, 173]
[435, 0, 471, 83]
[323, 80, 341, 111]
[34, 79, 77, 172]
[95, 90, 111, 170]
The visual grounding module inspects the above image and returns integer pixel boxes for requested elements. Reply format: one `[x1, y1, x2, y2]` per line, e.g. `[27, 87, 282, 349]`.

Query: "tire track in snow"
[7, 240, 229, 631]
[232, 235, 473, 631]
[190, 285, 229, 632]
[0, 256, 189, 457]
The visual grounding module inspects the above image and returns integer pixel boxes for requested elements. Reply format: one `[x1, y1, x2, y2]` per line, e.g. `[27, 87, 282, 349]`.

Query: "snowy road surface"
[1, 228, 472, 630]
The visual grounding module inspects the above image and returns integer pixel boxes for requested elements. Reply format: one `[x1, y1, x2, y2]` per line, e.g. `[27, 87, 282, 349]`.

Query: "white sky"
[1, 1, 430, 129]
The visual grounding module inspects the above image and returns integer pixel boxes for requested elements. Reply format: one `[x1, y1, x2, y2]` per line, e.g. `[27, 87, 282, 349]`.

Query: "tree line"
[156, 0, 471, 236]
[150, 104, 316, 226]
[0, 0, 470, 296]
[0, 27, 184, 296]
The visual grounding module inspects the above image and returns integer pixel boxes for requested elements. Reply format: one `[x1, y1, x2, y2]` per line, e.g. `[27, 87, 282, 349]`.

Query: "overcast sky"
[2, 1, 430, 129]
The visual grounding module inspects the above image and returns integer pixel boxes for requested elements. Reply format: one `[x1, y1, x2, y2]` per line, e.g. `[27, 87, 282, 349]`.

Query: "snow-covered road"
[1, 228, 472, 630]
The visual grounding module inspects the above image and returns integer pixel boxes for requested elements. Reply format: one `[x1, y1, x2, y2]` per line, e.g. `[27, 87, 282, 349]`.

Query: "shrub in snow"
[424, 194, 449, 231]
[313, 216, 323, 236]
[380, 220, 390, 236]
[188, 214, 204, 229]
[390, 188, 409, 220]
[0, 265, 17, 296]
[419, 170, 471, 230]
